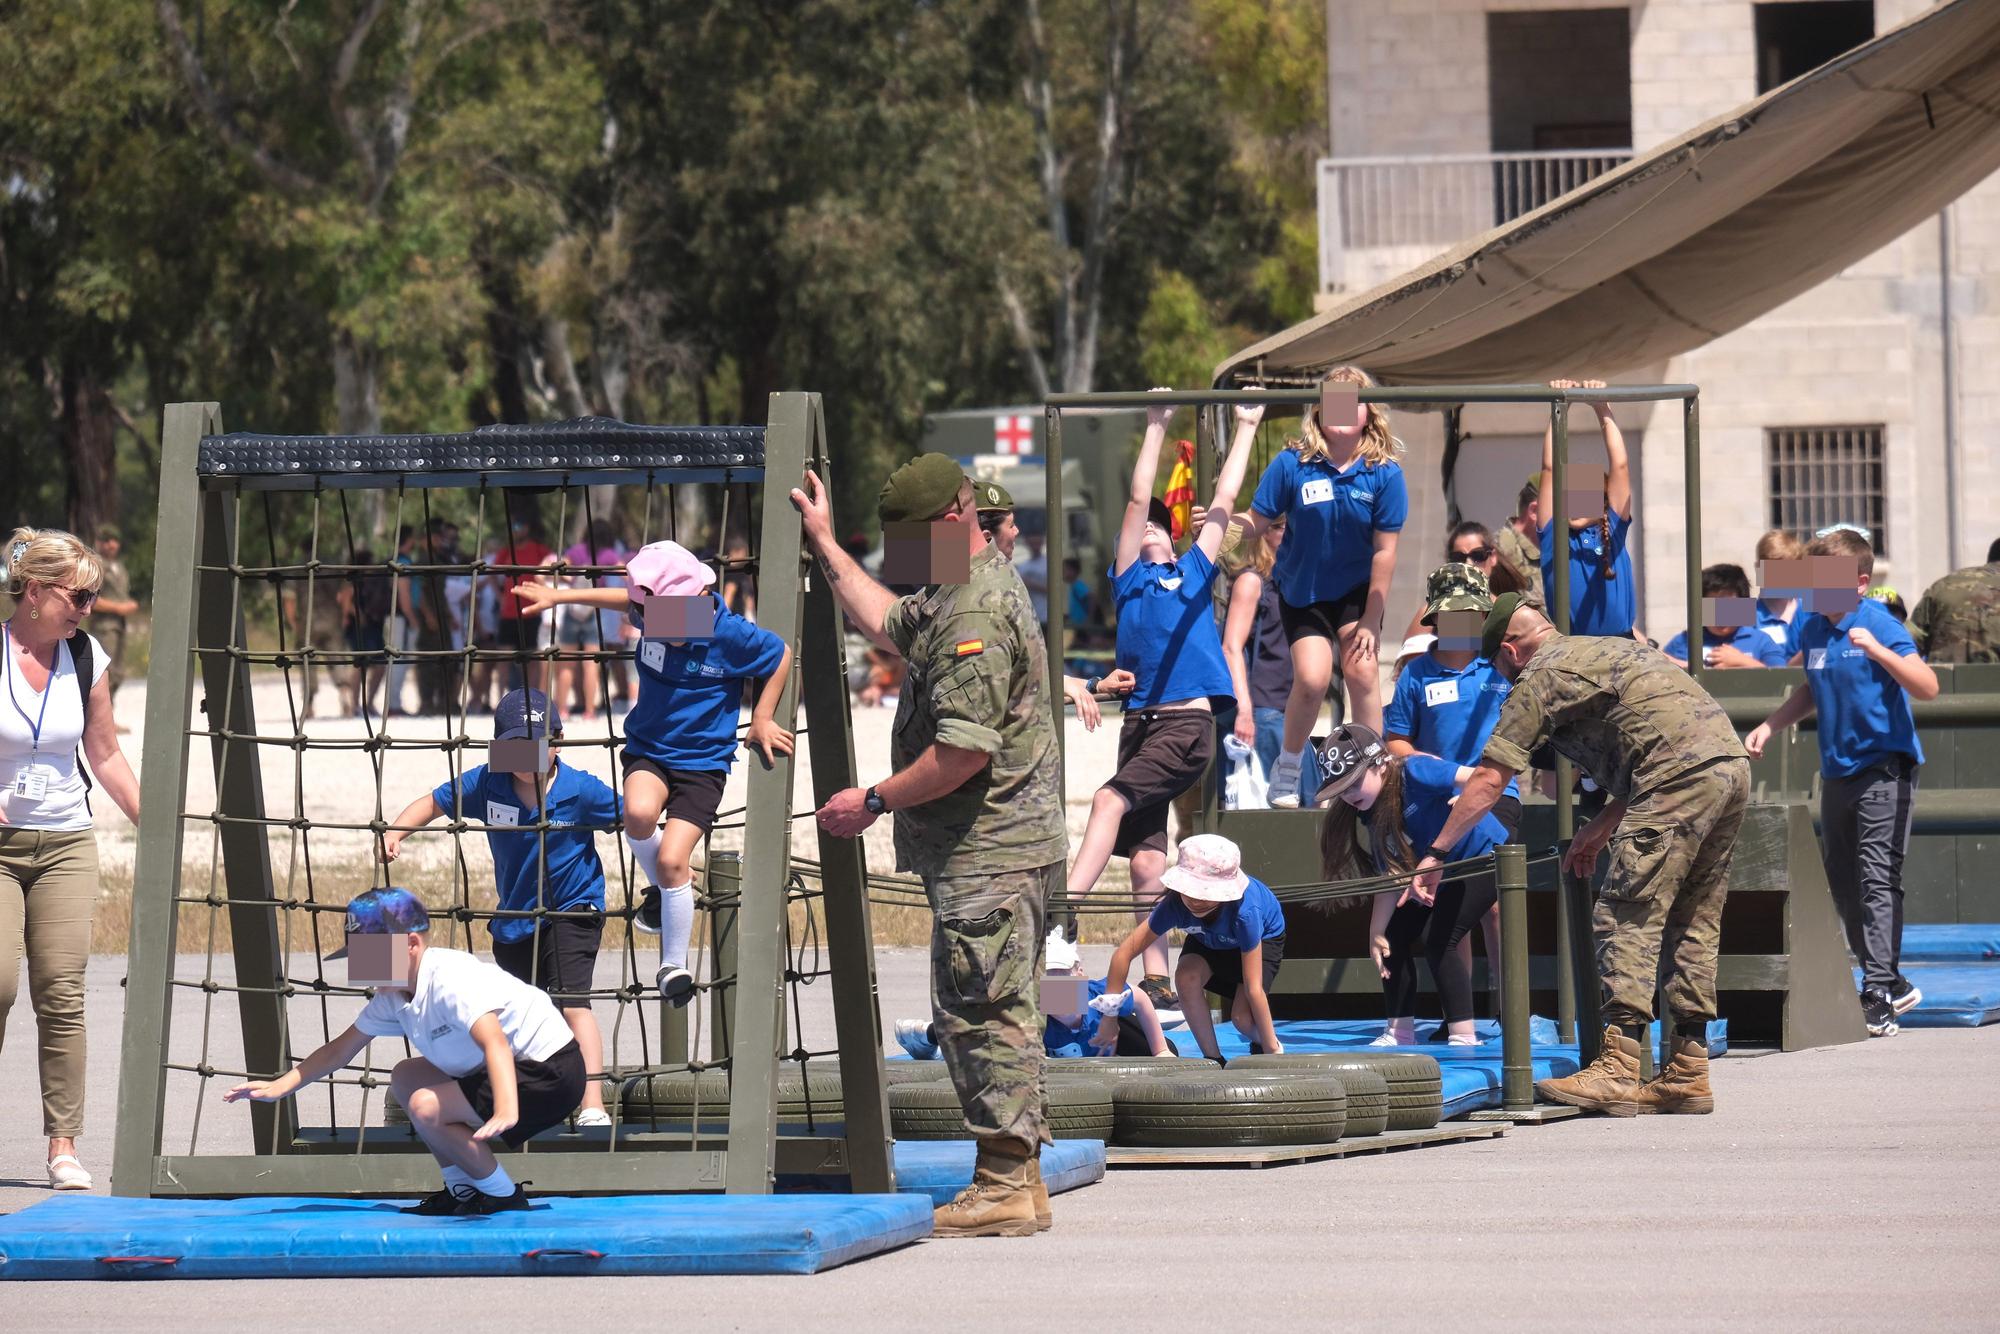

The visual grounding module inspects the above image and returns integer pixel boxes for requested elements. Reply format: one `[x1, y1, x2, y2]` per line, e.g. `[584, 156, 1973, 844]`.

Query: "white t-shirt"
[0, 631, 107, 832]
[353, 946, 574, 1078]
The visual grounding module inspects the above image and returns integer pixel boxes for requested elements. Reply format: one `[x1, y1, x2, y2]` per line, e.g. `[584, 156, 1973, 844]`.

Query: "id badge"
[1424, 679, 1460, 707]
[13, 767, 50, 801]
[641, 641, 667, 673]
[1300, 477, 1334, 505]
[485, 800, 521, 827]
[1807, 648, 1828, 671]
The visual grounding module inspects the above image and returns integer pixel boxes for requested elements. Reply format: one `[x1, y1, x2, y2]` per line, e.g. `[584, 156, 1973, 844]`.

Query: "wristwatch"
[863, 786, 888, 816]
[1085, 675, 1101, 696]
[1424, 844, 1454, 864]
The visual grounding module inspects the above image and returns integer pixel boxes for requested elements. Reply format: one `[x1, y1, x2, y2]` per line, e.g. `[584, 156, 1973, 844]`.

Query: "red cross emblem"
[993, 414, 1034, 454]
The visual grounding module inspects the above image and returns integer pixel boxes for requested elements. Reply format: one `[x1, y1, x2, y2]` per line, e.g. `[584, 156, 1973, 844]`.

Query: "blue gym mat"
[0, 1192, 932, 1280]
[886, 1139, 1104, 1207]
[1899, 925, 2000, 963]
[1855, 963, 2000, 1027]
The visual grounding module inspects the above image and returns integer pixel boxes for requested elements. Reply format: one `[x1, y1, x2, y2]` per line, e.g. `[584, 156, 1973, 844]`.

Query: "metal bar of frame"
[1047, 385, 1698, 408]
[1673, 393, 1705, 1075]
[1547, 401, 1578, 1045]
[798, 393, 896, 1194]
[1044, 405, 1068, 781]
[112, 403, 216, 1195]
[1496, 845, 1534, 1114]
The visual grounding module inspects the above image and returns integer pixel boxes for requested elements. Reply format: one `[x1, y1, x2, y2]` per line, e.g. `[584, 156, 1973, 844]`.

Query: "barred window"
[1766, 425, 1887, 556]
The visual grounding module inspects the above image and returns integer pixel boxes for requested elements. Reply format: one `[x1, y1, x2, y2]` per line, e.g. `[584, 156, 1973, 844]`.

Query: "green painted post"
[706, 853, 741, 1066]
[112, 402, 215, 1195]
[1497, 845, 1534, 1113]
[1683, 395, 1705, 689]
[1044, 405, 1068, 783]
[1548, 401, 1579, 1046]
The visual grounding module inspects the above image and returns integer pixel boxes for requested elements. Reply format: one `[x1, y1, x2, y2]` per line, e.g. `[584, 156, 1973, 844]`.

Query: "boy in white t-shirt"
[225, 887, 583, 1215]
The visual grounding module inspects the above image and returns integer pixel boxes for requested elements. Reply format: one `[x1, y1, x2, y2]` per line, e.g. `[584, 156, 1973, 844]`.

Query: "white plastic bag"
[1222, 734, 1269, 810]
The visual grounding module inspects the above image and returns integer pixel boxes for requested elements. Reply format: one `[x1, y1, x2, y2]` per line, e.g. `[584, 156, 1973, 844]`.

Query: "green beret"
[878, 453, 967, 525]
[96, 523, 122, 543]
[973, 479, 1013, 513]
[1481, 591, 1528, 661]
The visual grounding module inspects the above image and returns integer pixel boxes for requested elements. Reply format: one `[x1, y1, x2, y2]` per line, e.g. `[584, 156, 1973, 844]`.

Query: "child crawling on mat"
[1097, 834, 1287, 1062]
[508, 539, 792, 1008]
[895, 929, 1176, 1062]
[380, 688, 618, 1126]
[225, 887, 584, 1215]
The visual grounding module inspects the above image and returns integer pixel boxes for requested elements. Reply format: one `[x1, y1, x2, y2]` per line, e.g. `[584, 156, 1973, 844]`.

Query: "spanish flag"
[1164, 438, 1196, 544]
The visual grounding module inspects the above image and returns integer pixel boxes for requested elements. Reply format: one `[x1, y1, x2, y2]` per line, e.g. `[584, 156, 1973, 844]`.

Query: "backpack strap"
[66, 630, 95, 801]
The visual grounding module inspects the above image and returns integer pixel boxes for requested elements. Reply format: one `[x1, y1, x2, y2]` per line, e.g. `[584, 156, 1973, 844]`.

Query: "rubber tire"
[889, 1079, 1114, 1142]
[620, 1068, 845, 1128]
[1045, 1056, 1220, 1082]
[1111, 1075, 1347, 1148]
[1226, 1052, 1441, 1132]
[882, 1061, 951, 1086]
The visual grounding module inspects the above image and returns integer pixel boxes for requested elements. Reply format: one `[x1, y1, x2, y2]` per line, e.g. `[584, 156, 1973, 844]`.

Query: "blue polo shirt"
[624, 594, 787, 771]
[1112, 544, 1235, 708]
[1538, 510, 1636, 636]
[1148, 875, 1286, 953]
[1662, 625, 1789, 668]
[433, 762, 621, 944]
[1784, 599, 1925, 778]
[1382, 754, 1509, 867]
[1383, 654, 1518, 800]
[1251, 449, 1408, 609]
[1043, 978, 1138, 1057]
[1754, 601, 1793, 651]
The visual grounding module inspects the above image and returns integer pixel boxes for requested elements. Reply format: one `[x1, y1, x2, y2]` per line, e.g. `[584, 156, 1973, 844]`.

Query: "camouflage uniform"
[884, 540, 1067, 1149]
[87, 557, 131, 695]
[1909, 562, 2000, 664]
[1494, 524, 1543, 605]
[1481, 634, 1750, 1028]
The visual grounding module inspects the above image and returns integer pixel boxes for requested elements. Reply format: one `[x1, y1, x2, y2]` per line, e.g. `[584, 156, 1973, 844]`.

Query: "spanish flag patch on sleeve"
[953, 638, 985, 657]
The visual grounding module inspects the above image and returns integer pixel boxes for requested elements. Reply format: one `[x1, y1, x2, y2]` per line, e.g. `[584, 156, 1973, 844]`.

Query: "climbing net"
[122, 408, 881, 1196]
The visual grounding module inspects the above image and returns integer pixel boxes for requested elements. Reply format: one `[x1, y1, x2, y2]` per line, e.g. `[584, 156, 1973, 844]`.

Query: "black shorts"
[456, 1039, 586, 1148]
[1105, 709, 1215, 858]
[620, 756, 728, 833]
[1278, 583, 1371, 644]
[497, 612, 545, 651]
[1112, 1014, 1178, 1057]
[1493, 793, 1523, 840]
[1180, 933, 1285, 1004]
[491, 914, 603, 1006]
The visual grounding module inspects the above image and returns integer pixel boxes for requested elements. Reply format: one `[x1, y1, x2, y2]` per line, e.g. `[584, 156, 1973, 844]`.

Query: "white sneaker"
[895, 1019, 940, 1060]
[47, 1154, 92, 1190]
[656, 964, 695, 1007]
[573, 1107, 613, 1128]
[1446, 1034, 1481, 1047]
[1368, 1030, 1410, 1047]
[1268, 753, 1304, 808]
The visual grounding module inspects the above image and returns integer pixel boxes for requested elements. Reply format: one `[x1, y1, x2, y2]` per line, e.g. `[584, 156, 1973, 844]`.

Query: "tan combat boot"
[1536, 1025, 1647, 1116]
[1027, 1156, 1052, 1231]
[933, 1140, 1041, 1239]
[1627, 1035, 1715, 1115]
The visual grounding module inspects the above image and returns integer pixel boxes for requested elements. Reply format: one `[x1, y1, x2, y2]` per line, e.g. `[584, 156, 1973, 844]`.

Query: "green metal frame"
[112, 393, 894, 1198]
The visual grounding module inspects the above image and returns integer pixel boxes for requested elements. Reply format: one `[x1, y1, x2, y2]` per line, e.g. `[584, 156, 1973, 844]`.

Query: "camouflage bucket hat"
[974, 479, 1014, 513]
[1310, 724, 1390, 805]
[1423, 562, 1493, 625]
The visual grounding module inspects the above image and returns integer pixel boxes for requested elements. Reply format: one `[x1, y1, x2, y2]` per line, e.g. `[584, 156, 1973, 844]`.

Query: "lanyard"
[2, 624, 55, 760]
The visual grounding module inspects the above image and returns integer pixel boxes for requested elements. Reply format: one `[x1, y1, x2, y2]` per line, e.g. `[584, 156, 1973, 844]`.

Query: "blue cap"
[341, 887, 432, 937]
[494, 688, 561, 741]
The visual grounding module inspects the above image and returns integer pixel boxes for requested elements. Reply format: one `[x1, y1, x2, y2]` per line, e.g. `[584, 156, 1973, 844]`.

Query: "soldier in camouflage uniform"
[1494, 479, 1544, 605]
[88, 526, 140, 703]
[1410, 591, 1750, 1117]
[793, 452, 1066, 1238]
[1908, 540, 2000, 664]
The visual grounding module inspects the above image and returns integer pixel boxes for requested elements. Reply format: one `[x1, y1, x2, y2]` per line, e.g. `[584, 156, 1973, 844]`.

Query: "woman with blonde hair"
[1238, 365, 1408, 805]
[1, 527, 142, 1190]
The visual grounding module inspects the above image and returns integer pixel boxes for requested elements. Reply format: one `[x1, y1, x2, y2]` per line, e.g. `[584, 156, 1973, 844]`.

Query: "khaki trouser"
[0, 827, 99, 1136]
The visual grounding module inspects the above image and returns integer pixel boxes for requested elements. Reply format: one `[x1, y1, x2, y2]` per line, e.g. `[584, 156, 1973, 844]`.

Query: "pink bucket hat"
[1160, 834, 1250, 903]
[624, 540, 718, 598]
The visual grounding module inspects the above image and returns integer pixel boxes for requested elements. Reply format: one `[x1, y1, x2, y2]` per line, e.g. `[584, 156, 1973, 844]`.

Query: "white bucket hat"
[1044, 929, 1080, 972]
[1160, 834, 1250, 903]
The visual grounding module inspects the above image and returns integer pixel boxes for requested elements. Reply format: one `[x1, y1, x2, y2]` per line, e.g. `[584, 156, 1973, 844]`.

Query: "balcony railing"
[1317, 149, 1633, 295]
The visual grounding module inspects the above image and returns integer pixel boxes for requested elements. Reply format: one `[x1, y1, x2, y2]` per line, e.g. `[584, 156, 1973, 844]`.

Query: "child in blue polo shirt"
[1315, 724, 1511, 1046]
[1099, 834, 1287, 1061]
[1747, 527, 1938, 1037]
[511, 540, 792, 1008]
[1536, 379, 1637, 639]
[381, 689, 618, 1125]
[1063, 391, 1260, 1011]
[1241, 365, 1409, 802]
[896, 930, 1175, 1061]
[1663, 563, 1791, 671]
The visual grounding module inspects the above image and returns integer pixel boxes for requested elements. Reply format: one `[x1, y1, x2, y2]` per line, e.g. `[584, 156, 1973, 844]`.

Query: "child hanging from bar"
[508, 539, 793, 1006]
[1061, 390, 1262, 1016]
[1238, 366, 1409, 806]
[1314, 723, 1511, 1047]
[380, 688, 616, 1125]
[1098, 834, 1286, 1061]
[1536, 378, 1637, 640]
[225, 887, 584, 1214]
[896, 928, 1176, 1062]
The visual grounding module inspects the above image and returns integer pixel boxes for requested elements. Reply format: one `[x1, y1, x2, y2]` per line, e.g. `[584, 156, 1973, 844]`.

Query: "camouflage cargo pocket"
[1599, 823, 1680, 904]
[933, 895, 1033, 1009]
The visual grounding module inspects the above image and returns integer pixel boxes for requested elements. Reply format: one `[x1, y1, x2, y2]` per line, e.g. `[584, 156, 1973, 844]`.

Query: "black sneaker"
[1890, 979, 1924, 1017]
[456, 1183, 531, 1216]
[1137, 975, 1181, 1018]
[402, 1185, 476, 1216]
[634, 886, 663, 935]
[657, 964, 695, 1008]
[1861, 989, 1900, 1037]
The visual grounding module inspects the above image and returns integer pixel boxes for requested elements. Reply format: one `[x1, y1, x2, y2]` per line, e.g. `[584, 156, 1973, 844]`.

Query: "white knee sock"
[659, 881, 695, 970]
[468, 1163, 514, 1196]
[626, 830, 664, 889]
